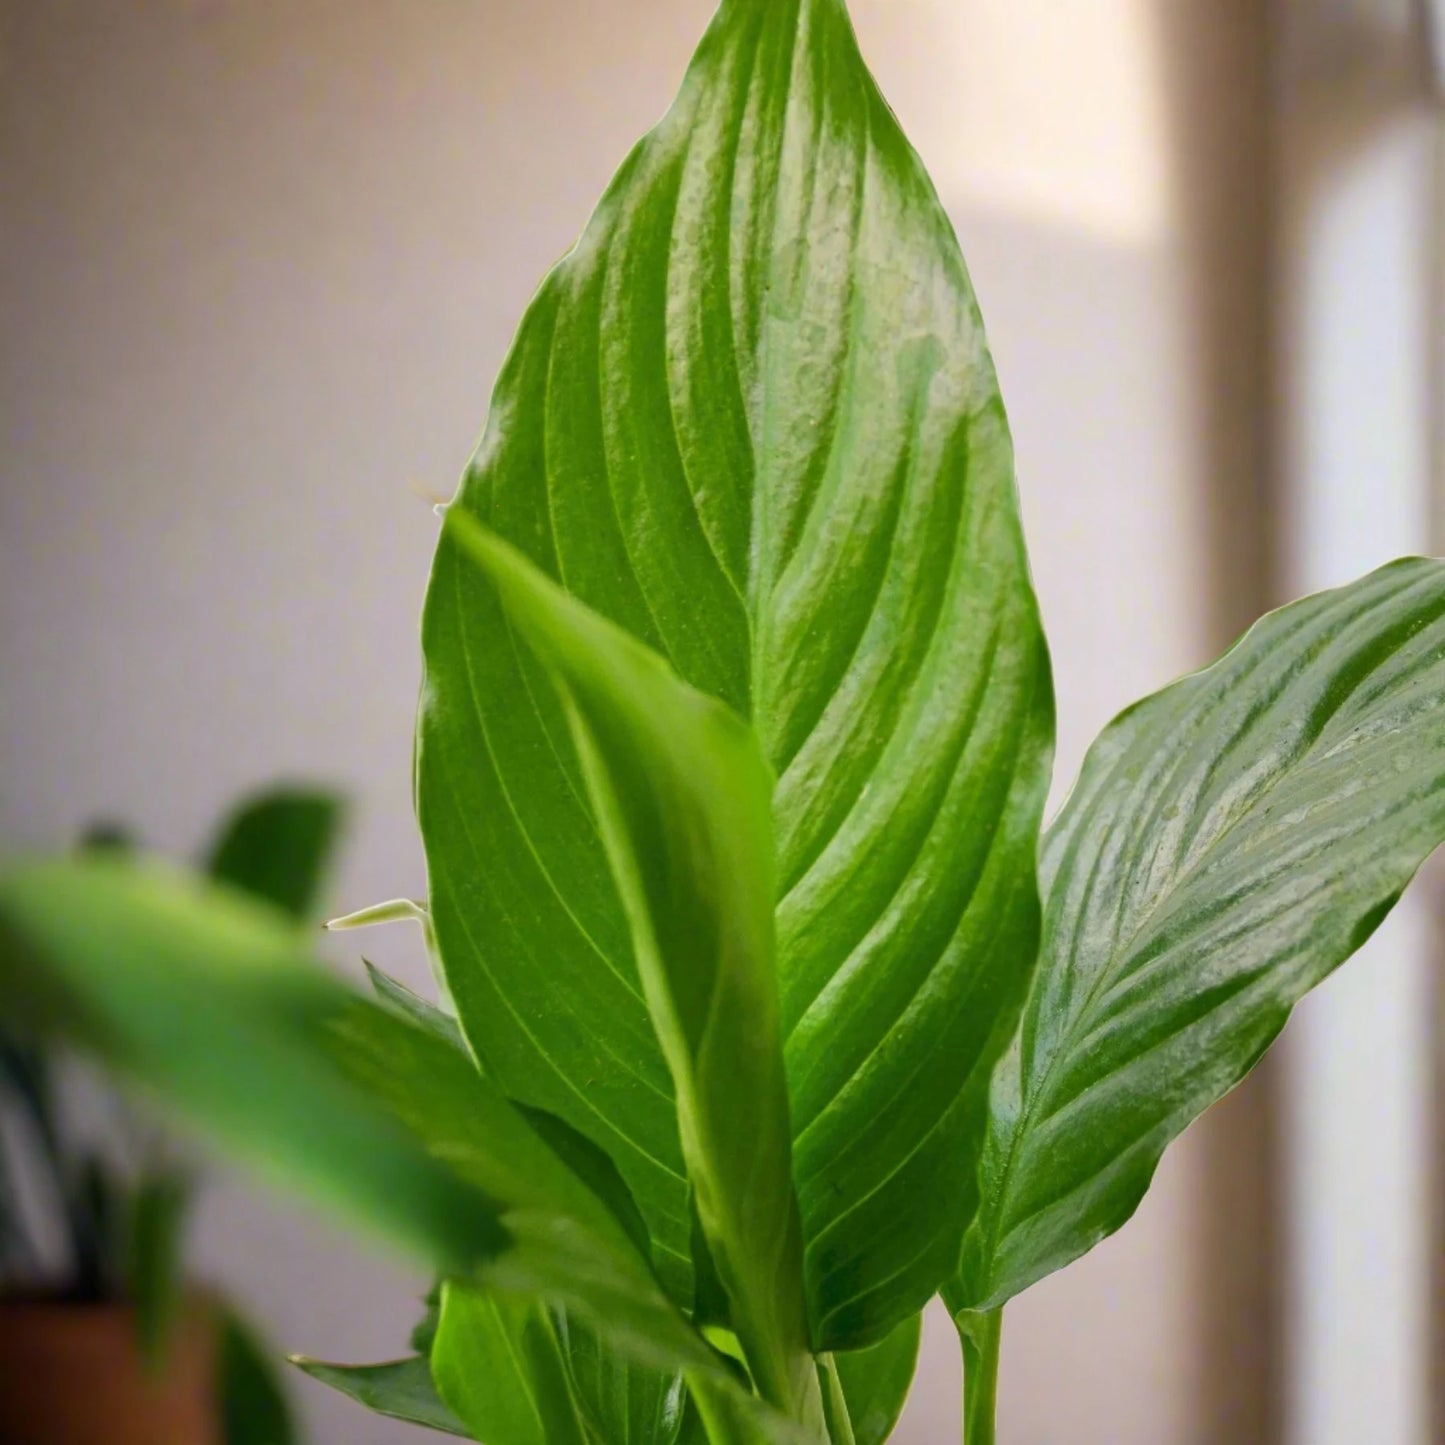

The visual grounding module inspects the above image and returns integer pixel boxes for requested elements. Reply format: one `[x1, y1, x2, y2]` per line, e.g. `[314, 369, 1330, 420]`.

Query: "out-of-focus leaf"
[206, 788, 343, 922]
[0, 857, 505, 1277]
[325, 998, 719, 1380]
[328, 1001, 811, 1443]
[411, 1279, 445, 1356]
[71, 1153, 124, 1301]
[292, 1354, 466, 1438]
[442, 515, 817, 1424]
[819, 1315, 920, 1445]
[512, 1103, 654, 1266]
[221, 1306, 298, 1445]
[129, 1168, 193, 1366]
[416, 0, 1053, 1351]
[951, 558, 1445, 1312]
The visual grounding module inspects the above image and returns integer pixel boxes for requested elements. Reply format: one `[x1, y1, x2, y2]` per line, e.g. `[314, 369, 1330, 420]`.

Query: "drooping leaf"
[220, 1306, 300, 1445]
[819, 1315, 920, 1445]
[442, 514, 816, 1423]
[206, 788, 343, 922]
[292, 1354, 467, 1438]
[0, 857, 505, 1278]
[416, 0, 1052, 1349]
[432, 1285, 590, 1445]
[0, 857, 777, 1431]
[951, 558, 1445, 1312]
[322, 993, 753, 1405]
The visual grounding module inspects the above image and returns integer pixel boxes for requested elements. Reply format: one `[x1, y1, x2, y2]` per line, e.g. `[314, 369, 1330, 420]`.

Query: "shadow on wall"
[1155, 5, 1280, 1444]
[875, 2, 1280, 1441]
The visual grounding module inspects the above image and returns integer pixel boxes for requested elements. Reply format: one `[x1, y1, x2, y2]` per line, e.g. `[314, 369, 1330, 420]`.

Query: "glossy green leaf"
[292, 1354, 467, 1437]
[435, 514, 817, 1424]
[819, 1315, 920, 1445]
[416, 0, 1052, 1348]
[0, 858, 503, 1277]
[432, 1285, 589, 1445]
[206, 788, 343, 922]
[951, 558, 1445, 1311]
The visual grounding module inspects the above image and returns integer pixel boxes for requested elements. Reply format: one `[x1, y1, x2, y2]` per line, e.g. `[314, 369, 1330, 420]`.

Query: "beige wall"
[0, 3, 1272, 1440]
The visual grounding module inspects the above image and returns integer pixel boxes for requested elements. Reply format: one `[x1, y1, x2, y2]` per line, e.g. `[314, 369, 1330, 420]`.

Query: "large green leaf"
[416, 0, 1052, 1349]
[442, 513, 817, 1424]
[0, 858, 502, 1277]
[950, 558, 1445, 1311]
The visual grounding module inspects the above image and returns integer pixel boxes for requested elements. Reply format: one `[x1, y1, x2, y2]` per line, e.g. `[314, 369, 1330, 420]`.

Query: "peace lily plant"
[3, 1, 1444, 1441]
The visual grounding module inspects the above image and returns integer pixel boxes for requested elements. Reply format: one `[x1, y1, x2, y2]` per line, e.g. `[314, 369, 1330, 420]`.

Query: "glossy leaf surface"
[952, 558, 1445, 1310]
[416, 0, 1052, 1347]
[443, 514, 814, 1421]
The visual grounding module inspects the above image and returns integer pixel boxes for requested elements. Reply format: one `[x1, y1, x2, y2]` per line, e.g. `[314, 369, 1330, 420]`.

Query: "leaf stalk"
[959, 1308, 1002, 1445]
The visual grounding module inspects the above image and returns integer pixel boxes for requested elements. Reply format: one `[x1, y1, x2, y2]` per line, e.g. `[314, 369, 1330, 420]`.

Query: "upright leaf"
[416, 0, 1052, 1348]
[951, 558, 1445, 1311]
[443, 515, 816, 1423]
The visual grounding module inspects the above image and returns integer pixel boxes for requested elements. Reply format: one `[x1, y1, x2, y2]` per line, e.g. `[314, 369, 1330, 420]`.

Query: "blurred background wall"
[0, 2, 1439, 1442]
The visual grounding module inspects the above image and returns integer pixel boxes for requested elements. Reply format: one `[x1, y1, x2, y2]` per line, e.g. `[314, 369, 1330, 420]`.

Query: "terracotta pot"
[0, 1297, 219, 1445]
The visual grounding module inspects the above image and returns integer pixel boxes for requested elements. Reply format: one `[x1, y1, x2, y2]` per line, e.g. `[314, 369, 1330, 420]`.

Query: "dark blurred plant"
[0, 797, 323, 1443]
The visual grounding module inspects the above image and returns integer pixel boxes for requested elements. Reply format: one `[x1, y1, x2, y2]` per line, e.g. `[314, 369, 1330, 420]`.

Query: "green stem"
[959, 1308, 1003, 1445]
[820, 1353, 858, 1445]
